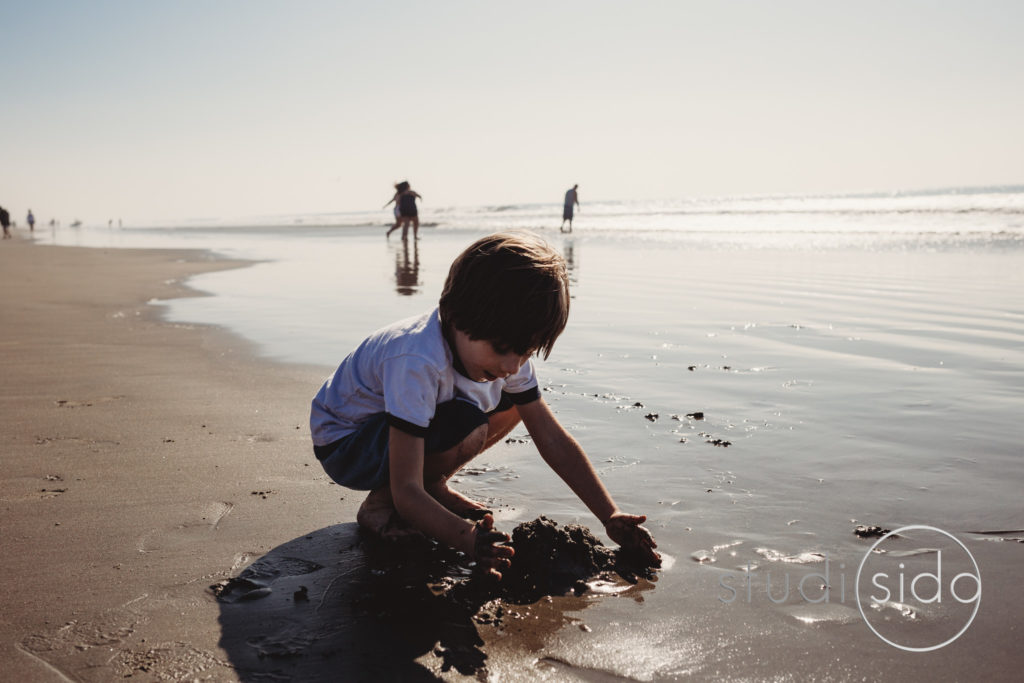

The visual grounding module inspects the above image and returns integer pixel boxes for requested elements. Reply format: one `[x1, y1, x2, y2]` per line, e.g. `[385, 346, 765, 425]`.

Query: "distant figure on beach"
[311, 232, 661, 578]
[384, 181, 423, 240]
[0, 206, 10, 239]
[560, 184, 579, 232]
[26, 209, 35, 232]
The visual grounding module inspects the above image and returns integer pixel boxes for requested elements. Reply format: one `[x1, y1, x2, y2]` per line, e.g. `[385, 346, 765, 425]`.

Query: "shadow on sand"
[213, 519, 658, 681]
[212, 523, 494, 680]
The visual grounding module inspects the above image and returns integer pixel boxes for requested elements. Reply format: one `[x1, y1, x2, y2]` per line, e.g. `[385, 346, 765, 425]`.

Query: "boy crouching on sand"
[310, 232, 659, 577]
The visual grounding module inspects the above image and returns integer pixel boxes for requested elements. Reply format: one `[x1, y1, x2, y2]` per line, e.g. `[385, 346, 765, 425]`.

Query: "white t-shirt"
[310, 308, 538, 446]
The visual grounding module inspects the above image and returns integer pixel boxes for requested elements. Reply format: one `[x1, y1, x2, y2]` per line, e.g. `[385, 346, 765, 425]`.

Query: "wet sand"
[2, 233, 1023, 681]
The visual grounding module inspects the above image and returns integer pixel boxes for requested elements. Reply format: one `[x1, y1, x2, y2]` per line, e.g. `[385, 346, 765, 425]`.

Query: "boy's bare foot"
[357, 488, 422, 541]
[427, 482, 492, 520]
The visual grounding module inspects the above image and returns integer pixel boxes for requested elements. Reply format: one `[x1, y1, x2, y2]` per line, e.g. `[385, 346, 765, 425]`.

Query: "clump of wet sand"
[498, 516, 652, 602]
[213, 515, 655, 608]
[335, 514, 657, 625]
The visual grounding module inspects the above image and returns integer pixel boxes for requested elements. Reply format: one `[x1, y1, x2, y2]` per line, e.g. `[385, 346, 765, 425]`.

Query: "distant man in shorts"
[560, 184, 579, 232]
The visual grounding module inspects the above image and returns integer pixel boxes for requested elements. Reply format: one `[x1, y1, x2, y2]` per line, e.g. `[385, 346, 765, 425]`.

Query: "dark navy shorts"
[314, 398, 505, 491]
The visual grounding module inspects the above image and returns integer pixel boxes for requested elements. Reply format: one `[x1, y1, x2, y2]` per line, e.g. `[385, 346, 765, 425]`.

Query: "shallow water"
[496, 238, 1023, 678]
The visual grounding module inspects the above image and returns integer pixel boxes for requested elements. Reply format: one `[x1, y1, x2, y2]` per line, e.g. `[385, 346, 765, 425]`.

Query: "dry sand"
[0, 239, 340, 680]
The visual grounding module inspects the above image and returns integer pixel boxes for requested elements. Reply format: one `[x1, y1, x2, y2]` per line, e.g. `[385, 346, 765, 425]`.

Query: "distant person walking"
[26, 209, 35, 232]
[384, 181, 423, 240]
[560, 184, 579, 232]
[0, 206, 10, 239]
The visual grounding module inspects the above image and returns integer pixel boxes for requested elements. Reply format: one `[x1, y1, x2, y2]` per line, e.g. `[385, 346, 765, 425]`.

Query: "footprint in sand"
[2, 476, 72, 503]
[19, 596, 147, 680]
[210, 555, 325, 604]
[20, 594, 230, 681]
[137, 501, 234, 554]
[34, 435, 120, 448]
[113, 642, 227, 680]
[245, 433, 276, 443]
[54, 395, 125, 408]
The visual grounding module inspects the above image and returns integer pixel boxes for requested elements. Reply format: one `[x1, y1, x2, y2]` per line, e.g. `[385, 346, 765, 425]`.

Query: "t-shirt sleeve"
[502, 358, 540, 404]
[381, 354, 440, 437]
[504, 385, 540, 405]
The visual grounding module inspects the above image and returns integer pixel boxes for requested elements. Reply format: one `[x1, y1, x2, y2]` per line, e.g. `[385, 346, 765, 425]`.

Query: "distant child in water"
[311, 232, 660, 577]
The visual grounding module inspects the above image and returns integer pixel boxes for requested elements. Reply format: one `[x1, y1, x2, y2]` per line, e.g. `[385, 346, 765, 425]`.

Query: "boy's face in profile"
[452, 328, 532, 383]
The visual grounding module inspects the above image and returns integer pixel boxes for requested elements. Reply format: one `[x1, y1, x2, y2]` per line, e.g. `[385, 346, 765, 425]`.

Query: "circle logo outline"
[855, 524, 981, 652]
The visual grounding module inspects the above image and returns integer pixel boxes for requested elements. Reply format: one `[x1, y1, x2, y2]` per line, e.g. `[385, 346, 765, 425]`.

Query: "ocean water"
[42, 183, 1024, 238]
[33, 186, 1024, 676]
[34, 184, 1024, 363]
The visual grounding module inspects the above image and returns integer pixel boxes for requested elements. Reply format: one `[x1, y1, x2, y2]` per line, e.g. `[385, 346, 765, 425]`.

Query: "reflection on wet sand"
[393, 237, 421, 296]
[561, 237, 579, 286]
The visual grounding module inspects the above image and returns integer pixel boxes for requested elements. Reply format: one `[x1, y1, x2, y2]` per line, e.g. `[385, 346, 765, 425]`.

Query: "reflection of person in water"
[561, 237, 578, 285]
[384, 181, 423, 240]
[394, 237, 421, 296]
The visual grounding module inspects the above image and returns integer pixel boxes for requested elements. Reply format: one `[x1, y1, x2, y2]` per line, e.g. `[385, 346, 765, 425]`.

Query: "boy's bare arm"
[388, 427, 513, 575]
[518, 398, 660, 566]
[517, 398, 616, 521]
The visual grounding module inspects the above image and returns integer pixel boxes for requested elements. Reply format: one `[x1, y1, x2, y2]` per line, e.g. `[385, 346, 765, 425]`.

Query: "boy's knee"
[485, 405, 522, 446]
[461, 423, 488, 454]
[424, 423, 488, 482]
[491, 404, 521, 427]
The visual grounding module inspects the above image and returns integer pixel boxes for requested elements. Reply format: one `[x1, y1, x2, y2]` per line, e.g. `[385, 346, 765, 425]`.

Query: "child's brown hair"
[439, 232, 570, 359]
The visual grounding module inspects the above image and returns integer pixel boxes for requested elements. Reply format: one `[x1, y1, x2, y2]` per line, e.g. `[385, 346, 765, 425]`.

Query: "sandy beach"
[2, 230, 1023, 681]
[0, 239, 337, 680]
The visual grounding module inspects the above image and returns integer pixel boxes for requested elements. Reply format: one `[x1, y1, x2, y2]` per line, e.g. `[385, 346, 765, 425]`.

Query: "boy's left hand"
[605, 513, 661, 567]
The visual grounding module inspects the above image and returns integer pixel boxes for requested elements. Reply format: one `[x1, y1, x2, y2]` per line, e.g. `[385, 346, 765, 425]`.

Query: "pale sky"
[2, 1, 1022, 224]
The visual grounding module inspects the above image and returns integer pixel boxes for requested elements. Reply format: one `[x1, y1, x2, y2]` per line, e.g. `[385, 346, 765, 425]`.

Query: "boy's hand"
[605, 513, 661, 568]
[472, 513, 514, 579]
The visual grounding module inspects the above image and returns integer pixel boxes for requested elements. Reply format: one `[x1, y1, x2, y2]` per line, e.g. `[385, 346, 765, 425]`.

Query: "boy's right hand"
[472, 513, 514, 579]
